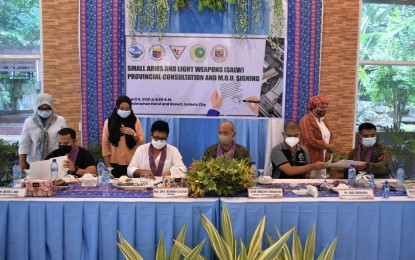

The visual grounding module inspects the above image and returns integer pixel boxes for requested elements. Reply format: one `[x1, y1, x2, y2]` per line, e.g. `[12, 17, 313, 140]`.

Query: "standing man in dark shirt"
[46, 128, 96, 176]
[271, 121, 329, 178]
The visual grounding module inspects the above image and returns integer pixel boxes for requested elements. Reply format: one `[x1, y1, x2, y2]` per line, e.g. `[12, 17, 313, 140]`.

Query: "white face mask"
[117, 109, 131, 118]
[361, 137, 376, 147]
[38, 110, 52, 118]
[285, 137, 300, 147]
[152, 138, 167, 149]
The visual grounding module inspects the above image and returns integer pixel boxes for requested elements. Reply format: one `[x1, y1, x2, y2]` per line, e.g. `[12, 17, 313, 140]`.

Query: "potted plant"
[186, 153, 254, 197]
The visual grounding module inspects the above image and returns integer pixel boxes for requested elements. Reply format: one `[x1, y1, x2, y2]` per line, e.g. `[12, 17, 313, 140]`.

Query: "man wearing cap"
[19, 93, 67, 171]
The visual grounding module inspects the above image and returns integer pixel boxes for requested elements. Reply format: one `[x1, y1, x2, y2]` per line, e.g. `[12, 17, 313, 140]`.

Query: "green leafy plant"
[268, 0, 285, 49]
[127, 0, 145, 43]
[251, 0, 265, 35]
[173, 0, 190, 12]
[268, 224, 337, 260]
[382, 125, 415, 179]
[127, 0, 170, 42]
[186, 154, 254, 197]
[128, 0, 269, 41]
[233, 0, 248, 38]
[117, 225, 188, 260]
[0, 139, 19, 186]
[192, 204, 294, 259]
[116, 204, 338, 260]
[87, 142, 102, 165]
[197, 0, 226, 13]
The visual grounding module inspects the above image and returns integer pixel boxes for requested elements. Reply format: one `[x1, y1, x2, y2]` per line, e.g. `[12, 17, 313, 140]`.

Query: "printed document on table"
[29, 156, 67, 179]
[329, 159, 366, 168]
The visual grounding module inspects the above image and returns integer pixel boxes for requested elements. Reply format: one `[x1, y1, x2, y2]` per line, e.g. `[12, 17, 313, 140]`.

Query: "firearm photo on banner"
[259, 37, 285, 117]
[124, 0, 288, 118]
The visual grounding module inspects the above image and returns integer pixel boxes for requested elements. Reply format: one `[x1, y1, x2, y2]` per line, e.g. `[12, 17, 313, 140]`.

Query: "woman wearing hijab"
[19, 93, 67, 171]
[299, 95, 335, 178]
[102, 96, 144, 177]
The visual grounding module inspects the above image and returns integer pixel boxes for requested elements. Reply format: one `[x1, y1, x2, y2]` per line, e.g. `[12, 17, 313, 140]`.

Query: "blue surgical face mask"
[117, 109, 131, 118]
[38, 110, 52, 118]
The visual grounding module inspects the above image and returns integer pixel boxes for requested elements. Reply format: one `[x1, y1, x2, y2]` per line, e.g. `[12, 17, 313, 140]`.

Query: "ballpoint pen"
[242, 100, 260, 104]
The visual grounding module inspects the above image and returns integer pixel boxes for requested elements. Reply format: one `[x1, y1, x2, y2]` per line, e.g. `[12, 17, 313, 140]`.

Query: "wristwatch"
[73, 166, 79, 175]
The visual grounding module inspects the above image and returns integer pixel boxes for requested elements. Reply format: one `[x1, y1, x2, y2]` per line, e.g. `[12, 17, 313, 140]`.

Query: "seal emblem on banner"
[190, 44, 207, 62]
[149, 44, 166, 61]
[211, 44, 228, 63]
[169, 45, 186, 60]
[128, 43, 145, 61]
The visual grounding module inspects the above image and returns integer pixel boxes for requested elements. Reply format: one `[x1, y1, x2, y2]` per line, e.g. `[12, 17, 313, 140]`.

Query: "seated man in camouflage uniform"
[345, 122, 391, 178]
[202, 121, 250, 161]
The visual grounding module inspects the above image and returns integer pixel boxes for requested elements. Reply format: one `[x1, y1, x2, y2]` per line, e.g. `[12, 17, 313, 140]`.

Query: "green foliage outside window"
[358, 3, 415, 129]
[0, 0, 40, 52]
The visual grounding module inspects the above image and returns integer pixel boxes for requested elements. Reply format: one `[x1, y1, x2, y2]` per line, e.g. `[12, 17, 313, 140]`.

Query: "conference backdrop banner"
[79, 0, 322, 143]
[126, 35, 267, 117]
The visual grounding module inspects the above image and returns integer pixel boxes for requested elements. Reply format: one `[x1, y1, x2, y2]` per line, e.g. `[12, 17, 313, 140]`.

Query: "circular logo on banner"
[149, 44, 166, 61]
[190, 44, 207, 62]
[128, 43, 145, 61]
[210, 44, 228, 63]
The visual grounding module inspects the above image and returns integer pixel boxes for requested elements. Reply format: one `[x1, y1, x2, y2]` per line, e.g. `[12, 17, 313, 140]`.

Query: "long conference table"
[1, 186, 415, 260]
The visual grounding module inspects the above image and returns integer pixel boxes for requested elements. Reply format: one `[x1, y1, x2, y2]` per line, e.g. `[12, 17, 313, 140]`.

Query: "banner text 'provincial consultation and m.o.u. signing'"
[126, 34, 266, 117]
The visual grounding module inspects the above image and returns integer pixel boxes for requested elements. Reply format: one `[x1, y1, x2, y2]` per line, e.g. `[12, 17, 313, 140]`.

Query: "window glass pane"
[0, 0, 40, 142]
[360, 2, 415, 61]
[357, 65, 415, 131]
[0, 0, 40, 55]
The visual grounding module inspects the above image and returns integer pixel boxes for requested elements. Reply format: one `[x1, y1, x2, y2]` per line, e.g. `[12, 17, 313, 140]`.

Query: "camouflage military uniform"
[202, 143, 251, 162]
[346, 142, 391, 178]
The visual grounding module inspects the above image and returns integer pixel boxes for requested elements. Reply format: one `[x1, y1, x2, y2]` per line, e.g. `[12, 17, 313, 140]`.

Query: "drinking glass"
[256, 169, 265, 185]
[106, 166, 114, 173]
[140, 173, 151, 186]
[63, 166, 71, 182]
[320, 172, 331, 191]
[24, 169, 31, 181]
[366, 173, 375, 189]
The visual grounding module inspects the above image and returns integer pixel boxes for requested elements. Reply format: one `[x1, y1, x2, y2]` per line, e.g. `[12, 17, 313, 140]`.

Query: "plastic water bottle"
[347, 164, 356, 187]
[51, 159, 59, 180]
[13, 162, 22, 188]
[396, 165, 405, 191]
[382, 181, 390, 199]
[101, 168, 110, 196]
[97, 159, 106, 184]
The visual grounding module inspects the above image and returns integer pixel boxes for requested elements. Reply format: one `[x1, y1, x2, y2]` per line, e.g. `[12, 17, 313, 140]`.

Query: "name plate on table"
[0, 188, 26, 198]
[248, 188, 283, 199]
[338, 189, 374, 200]
[153, 187, 189, 198]
[406, 189, 415, 198]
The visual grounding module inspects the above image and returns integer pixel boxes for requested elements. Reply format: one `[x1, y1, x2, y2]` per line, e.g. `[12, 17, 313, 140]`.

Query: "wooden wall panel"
[42, 0, 81, 140]
[320, 0, 360, 156]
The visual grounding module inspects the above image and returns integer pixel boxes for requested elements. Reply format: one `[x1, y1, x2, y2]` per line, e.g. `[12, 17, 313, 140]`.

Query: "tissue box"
[22, 180, 57, 197]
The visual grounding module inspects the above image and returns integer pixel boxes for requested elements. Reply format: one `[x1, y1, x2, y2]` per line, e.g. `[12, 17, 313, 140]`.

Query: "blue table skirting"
[1, 197, 415, 260]
[222, 199, 415, 260]
[0, 200, 218, 260]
